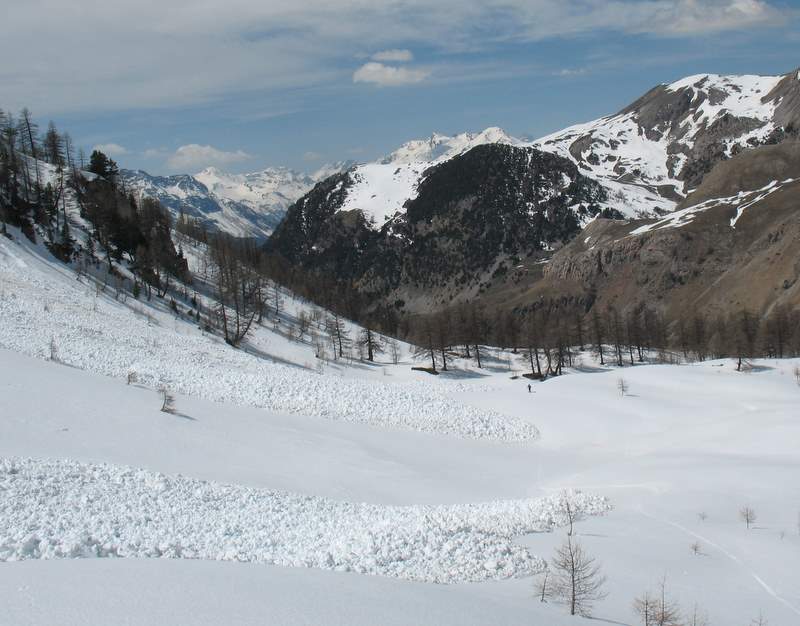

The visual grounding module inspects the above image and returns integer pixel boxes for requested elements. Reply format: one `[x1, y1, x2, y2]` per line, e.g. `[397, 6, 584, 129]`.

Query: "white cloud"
[166, 144, 252, 172]
[353, 62, 430, 87]
[92, 143, 128, 157]
[371, 49, 413, 62]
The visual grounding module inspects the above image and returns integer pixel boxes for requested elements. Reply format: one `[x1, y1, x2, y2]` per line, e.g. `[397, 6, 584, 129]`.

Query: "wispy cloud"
[371, 49, 413, 62]
[166, 144, 252, 172]
[142, 148, 168, 159]
[553, 68, 587, 77]
[353, 62, 430, 87]
[303, 150, 322, 161]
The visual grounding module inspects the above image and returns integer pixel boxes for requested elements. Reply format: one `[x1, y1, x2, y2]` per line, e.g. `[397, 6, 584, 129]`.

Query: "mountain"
[535, 71, 800, 217]
[268, 68, 800, 315]
[270, 144, 611, 311]
[122, 163, 353, 240]
[524, 141, 800, 319]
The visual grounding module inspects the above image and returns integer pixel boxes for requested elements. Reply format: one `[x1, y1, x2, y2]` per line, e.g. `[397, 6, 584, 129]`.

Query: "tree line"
[400, 300, 800, 374]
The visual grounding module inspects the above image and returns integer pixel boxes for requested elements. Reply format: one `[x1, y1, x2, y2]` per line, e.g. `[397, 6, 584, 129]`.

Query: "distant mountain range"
[121, 162, 355, 240]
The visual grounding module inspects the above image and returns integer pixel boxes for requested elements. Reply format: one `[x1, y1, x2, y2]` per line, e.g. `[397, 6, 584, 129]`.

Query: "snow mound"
[0, 237, 537, 443]
[0, 458, 610, 583]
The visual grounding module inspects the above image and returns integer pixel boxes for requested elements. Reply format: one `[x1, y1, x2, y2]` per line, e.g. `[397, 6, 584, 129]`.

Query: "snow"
[122, 161, 352, 240]
[2, 206, 800, 624]
[122, 167, 310, 240]
[339, 162, 426, 227]
[0, 457, 607, 583]
[0, 559, 554, 626]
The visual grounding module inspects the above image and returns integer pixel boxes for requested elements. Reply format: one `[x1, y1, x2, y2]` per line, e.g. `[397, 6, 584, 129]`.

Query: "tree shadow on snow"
[436, 368, 492, 380]
[169, 411, 197, 422]
[570, 363, 614, 374]
[585, 617, 634, 626]
[240, 343, 314, 372]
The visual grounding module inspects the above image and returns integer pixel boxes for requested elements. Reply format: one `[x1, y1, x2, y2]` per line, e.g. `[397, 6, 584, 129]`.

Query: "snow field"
[0, 237, 537, 443]
[0, 458, 610, 583]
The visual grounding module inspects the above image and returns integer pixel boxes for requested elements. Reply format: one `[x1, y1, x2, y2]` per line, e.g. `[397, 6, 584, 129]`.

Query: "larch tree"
[550, 535, 607, 617]
[590, 307, 605, 366]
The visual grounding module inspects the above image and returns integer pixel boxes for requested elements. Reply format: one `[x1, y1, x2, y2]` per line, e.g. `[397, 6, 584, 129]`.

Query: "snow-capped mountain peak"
[381, 127, 521, 165]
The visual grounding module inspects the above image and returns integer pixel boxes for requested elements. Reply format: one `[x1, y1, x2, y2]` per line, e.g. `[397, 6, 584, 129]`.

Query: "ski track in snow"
[0, 458, 610, 584]
[0, 239, 537, 443]
[636, 509, 800, 618]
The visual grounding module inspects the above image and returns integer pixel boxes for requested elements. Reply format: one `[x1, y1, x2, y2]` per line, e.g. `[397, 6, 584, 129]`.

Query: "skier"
[527, 383, 532, 393]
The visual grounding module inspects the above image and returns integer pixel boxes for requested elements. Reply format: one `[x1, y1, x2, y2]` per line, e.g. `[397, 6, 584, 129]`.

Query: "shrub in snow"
[48, 338, 59, 363]
[159, 386, 176, 414]
[739, 505, 757, 529]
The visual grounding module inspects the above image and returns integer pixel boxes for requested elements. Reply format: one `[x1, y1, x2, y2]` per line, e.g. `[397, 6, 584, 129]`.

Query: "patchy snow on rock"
[0, 458, 609, 583]
[533, 72, 788, 219]
[629, 179, 794, 235]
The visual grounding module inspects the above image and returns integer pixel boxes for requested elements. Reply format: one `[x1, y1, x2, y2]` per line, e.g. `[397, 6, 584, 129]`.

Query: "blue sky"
[3, 0, 799, 174]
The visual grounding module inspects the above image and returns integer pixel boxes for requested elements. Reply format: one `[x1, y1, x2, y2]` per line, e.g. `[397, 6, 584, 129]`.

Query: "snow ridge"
[0, 458, 610, 583]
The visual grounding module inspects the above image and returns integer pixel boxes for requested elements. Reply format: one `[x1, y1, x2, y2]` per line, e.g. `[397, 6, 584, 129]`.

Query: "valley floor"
[1, 231, 799, 625]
